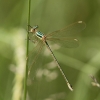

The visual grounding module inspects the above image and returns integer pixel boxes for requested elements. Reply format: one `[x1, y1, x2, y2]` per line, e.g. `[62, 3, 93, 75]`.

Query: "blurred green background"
[0, 0, 100, 100]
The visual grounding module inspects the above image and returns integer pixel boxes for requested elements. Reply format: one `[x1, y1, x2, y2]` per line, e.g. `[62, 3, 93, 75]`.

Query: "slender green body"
[34, 28, 73, 91]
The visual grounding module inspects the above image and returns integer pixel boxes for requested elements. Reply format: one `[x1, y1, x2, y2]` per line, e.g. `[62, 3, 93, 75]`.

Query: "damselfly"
[28, 21, 86, 91]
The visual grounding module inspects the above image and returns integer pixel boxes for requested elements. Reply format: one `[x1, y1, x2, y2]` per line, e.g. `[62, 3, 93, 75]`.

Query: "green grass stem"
[24, 0, 31, 100]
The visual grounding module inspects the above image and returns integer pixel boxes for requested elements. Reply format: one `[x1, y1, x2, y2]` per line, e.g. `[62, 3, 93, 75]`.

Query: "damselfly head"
[28, 25, 38, 33]
[33, 25, 38, 29]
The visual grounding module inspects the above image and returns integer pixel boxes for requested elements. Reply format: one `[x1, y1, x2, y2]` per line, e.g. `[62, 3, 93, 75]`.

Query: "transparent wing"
[46, 21, 86, 37]
[27, 42, 48, 100]
[47, 37, 79, 48]
[46, 21, 86, 48]
[28, 41, 43, 76]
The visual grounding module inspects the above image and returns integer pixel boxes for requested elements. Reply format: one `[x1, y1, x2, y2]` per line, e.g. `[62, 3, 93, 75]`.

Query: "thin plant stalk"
[24, 0, 31, 100]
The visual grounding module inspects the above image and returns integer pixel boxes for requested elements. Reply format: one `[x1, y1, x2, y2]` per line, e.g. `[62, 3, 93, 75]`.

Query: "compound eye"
[33, 25, 38, 29]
